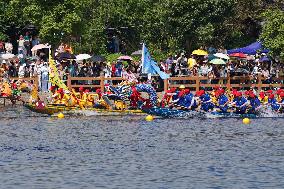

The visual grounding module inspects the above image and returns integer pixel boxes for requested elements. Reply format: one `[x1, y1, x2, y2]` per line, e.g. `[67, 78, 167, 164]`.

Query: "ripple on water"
[0, 106, 283, 189]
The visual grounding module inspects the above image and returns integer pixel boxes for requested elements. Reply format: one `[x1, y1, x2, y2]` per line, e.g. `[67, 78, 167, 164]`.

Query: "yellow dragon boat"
[24, 103, 145, 116]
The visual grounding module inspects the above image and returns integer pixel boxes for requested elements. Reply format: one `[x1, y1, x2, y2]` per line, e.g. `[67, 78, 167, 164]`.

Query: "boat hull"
[24, 104, 144, 116]
[143, 107, 258, 118]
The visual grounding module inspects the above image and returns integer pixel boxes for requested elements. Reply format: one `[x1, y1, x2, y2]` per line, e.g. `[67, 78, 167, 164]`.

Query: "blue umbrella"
[259, 56, 270, 63]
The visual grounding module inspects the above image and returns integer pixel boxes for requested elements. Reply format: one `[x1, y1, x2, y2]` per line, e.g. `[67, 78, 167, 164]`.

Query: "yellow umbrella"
[192, 49, 208, 56]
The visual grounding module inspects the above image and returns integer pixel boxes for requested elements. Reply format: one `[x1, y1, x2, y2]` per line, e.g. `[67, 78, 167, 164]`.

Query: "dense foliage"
[0, 0, 283, 58]
[260, 8, 284, 59]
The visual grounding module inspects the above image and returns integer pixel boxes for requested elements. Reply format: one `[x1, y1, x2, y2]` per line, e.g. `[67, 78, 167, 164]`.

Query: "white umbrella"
[31, 44, 49, 52]
[76, 54, 92, 61]
[209, 59, 226, 65]
[0, 53, 16, 60]
[213, 53, 230, 60]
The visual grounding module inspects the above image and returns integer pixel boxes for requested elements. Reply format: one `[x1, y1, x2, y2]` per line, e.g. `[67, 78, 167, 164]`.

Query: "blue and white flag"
[141, 43, 169, 79]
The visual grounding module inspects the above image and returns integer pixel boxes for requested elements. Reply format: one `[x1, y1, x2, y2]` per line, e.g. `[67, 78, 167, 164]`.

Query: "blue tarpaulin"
[227, 42, 269, 55]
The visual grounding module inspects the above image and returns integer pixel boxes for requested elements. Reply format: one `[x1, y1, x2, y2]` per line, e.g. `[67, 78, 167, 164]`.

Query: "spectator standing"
[0, 41, 5, 53]
[8, 61, 17, 77]
[262, 67, 271, 84]
[24, 32, 31, 56]
[199, 63, 209, 77]
[115, 61, 123, 77]
[18, 63, 25, 78]
[40, 62, 49, 92]
[18, 35, 25, 56]
[92, 62, 101, 77]
[187, 54, 197, 69]
[5, 41, 13, 53]
[177, 53, 188, 75]
[165, 55, 173, 73]
[31, 36, 40, 56]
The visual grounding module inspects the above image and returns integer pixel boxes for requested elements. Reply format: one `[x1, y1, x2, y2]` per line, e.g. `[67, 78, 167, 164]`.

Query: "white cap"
[2, 60, 6, 64]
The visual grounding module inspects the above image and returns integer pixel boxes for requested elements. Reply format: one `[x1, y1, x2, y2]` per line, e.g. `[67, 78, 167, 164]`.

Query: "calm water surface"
[0, 106, 283, 189]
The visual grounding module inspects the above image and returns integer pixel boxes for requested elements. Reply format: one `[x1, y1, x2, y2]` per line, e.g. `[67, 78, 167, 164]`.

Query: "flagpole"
[141, 43, 145, 74]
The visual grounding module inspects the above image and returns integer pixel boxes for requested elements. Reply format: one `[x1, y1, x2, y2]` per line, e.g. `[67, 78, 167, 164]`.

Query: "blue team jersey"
[268, 98, 281, 111]
[184, 93, 197, 109]
[218, 94, 229, 113]
[200, 94, 214, 111]
[249, 98, 261, 108]
[233, 97, 248, 114]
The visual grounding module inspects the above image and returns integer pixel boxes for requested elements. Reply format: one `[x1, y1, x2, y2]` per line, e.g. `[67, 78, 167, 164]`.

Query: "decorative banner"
[49, 52, 69, 91]
[141, 43, 169, 79]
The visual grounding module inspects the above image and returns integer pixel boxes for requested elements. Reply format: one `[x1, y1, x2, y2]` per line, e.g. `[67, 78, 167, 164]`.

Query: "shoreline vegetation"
[0, 0, 283, 60]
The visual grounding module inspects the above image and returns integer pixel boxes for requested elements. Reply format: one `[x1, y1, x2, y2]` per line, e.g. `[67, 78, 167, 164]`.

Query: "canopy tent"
[227, 41, 269, 55]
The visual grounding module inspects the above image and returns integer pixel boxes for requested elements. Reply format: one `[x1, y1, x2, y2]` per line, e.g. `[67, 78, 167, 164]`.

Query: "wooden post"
[34, 75, 39, 92]
[164, 79, 168, 92]
[257, 73, 262, 92]
[227, 72, 231, 89]
[100, 76, 105, 92]
[196, 77, 200, 92]
[67, 74, 72, 90]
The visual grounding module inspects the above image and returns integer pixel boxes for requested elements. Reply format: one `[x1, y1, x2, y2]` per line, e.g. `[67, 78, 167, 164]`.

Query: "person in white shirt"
[40, 62, 49, 92]
[18, 63, 26, 78]
[17, 35, 26, 55]
[200, 64, 209, 76]
[5, 42, 13, 53]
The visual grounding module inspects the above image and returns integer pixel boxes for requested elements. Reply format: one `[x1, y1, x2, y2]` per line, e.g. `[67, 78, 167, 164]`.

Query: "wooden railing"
[2, 75, 283, 94]
[66, 75, 284, 93]
[66, 75, 125, 91]
[164, 75, 284, 92]
[10, 76, 39, 90]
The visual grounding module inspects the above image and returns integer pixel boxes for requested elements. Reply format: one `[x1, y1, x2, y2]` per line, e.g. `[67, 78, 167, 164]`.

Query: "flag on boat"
[49, 52, 69, 91]
[141, 43, 169, 79]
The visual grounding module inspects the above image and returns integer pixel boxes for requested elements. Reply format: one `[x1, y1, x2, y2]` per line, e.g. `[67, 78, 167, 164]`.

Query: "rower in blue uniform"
[184, 90, 197, 110]
[231, 92, 249, 114]
[171, 85, 188, 109]
[216, 89, 229, 113]
[268, 94, 281, 112]
[199, 90, 215, 112]
[247, 92, 261, 114]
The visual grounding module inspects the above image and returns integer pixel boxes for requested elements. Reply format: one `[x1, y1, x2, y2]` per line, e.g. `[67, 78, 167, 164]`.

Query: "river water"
[0, 106, 283, 189]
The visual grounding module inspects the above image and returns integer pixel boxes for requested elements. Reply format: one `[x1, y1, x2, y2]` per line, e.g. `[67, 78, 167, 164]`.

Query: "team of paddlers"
[42, 84, 284, 114]
[161, 85, 284, 114]
[1, 79, 284, 114]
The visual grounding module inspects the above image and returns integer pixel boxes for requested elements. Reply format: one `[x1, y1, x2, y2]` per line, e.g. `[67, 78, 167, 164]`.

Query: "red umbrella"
[229, 53, 247, 58]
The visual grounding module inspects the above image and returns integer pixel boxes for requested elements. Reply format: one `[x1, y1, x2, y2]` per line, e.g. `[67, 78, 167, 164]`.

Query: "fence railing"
[2, 75, 284, 94]
[66, 75, 126, 91]
[164, 75, 284, 92]
[9, 76, 39, 91]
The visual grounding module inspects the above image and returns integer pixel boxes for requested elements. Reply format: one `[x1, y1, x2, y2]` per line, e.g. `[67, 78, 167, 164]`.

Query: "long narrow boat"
[142, 107, 258, 118]
[24, 104, 145, 116]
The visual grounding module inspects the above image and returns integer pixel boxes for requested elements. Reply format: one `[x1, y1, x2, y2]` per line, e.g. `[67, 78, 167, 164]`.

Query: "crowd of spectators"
[163, 52, 283, 77]
[0, 38, 283, 92]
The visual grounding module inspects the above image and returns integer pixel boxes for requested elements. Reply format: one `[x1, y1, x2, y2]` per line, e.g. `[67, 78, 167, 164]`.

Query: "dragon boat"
[142, 107, 259, 118]
[24, 103, 145, 116]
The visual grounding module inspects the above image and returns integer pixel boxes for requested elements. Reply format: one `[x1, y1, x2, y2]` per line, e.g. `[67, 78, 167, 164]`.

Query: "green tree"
[260, 9, 284, 59]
